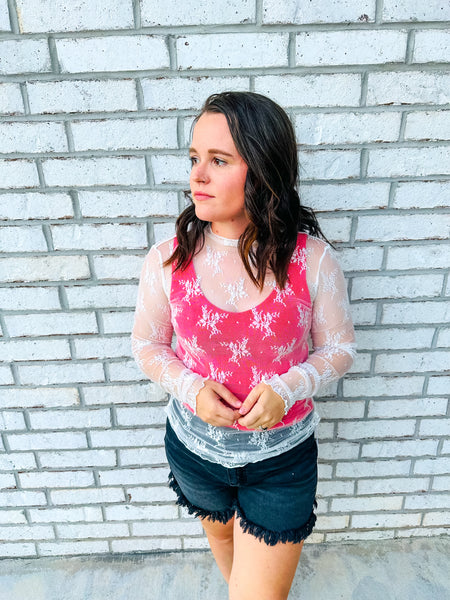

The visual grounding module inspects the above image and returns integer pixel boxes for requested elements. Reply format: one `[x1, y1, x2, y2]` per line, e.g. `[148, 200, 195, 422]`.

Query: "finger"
[237, 404, 265, 428]
[210, 381, 242, 409]
[238, 385, 262, 416]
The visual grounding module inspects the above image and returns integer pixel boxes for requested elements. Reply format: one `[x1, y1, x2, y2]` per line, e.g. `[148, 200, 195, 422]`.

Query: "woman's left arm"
[238, 242, 356, 426]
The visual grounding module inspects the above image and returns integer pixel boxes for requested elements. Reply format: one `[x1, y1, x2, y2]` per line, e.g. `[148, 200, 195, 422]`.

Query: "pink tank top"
[170, 233, 314, 430]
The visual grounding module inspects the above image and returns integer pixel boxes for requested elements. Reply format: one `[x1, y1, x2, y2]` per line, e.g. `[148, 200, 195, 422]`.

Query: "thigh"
[164, 419, 235, 515]
[229, 518, 303, 600]
[237, 434, 318, 538]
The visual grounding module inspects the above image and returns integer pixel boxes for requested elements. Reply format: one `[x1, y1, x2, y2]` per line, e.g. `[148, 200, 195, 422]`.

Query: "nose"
[192, 160, 210, 184]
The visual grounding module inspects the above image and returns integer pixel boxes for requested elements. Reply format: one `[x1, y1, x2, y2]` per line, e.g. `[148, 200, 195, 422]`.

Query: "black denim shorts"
[164, 419, 318, 546]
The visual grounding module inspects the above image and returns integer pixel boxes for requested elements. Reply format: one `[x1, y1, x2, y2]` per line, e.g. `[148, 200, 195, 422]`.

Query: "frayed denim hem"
[235, 502, 317, 546]
[168, 471, 235, 524]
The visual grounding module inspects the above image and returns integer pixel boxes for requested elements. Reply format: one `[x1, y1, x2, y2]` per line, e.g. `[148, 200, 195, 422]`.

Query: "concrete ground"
[0, 537, 449, 600]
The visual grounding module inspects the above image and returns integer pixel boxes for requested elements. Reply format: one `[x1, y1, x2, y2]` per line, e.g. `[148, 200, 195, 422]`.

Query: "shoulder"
[150, 234, 177, 262]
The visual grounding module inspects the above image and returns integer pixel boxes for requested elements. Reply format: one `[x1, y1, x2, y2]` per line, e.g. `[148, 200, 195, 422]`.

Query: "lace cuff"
[181, 372, 208, 414]
[263, 362, 319, 414]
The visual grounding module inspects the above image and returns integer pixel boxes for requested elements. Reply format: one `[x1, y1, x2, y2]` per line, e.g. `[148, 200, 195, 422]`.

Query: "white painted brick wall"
[0, 0, 448, 558]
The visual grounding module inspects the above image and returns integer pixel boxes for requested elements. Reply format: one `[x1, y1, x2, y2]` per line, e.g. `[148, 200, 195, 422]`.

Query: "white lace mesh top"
[131, 227, 356, 467]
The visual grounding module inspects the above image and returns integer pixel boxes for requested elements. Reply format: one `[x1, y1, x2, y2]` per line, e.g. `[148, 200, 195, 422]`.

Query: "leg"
[200, 514, 235, 583]
[229, 519, 304, 600]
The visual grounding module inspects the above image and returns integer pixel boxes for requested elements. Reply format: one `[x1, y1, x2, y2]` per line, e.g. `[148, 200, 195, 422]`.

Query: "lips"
[193, 192, 214, 200]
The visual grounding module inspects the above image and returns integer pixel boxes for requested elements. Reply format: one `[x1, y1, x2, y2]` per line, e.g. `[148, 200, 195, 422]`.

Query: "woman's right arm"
[131, 245, 207, 411]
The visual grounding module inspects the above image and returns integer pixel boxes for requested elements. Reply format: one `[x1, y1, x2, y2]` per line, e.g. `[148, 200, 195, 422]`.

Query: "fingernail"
[239, 407, 247, 415]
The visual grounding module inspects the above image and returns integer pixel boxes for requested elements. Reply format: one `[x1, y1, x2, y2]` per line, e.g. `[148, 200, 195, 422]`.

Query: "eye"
[189, 156, 198, 166]
[213, 157, 227, 166]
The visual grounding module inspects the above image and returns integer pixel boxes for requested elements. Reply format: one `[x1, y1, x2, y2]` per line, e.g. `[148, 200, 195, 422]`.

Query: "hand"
[195, 379, 242, 427]
[237, 382, 285, 430]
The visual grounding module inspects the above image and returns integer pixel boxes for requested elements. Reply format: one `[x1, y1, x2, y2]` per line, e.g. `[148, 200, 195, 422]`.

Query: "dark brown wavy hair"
[165, 91, 329, 289]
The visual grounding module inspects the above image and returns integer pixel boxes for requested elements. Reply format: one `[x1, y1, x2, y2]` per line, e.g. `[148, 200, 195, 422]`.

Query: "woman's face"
[189, 112, 249, 238]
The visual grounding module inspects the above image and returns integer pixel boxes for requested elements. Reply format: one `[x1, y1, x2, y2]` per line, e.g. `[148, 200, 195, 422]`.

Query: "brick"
[262, 0, 375, 24]
[437, 328, 450, 347]
[153, 223, 176, 243]
[0, 339, 71, 362]
[27, 80, 138, 115]
[356, 328, 434, 350]
[414, 30, 450, 63]
[255, 74, 361, 108]
[0, 121, 67, 154]
[420, 418, 450, 436]
[142, 0, 253, 25]
[51, 223, 146, 250]
[351, 274, 443, 300]
[1, 287, 60, 312]
[19, 470, 94, 489]
[100, 311, 135, 335]
[0, 452, 36, 470]
[368, 146, 449, 177]
[125, 486, 174, 503]
[382, 1, 450, 21]
[336, 460, 411, 478]
[74, 336, 131, 359]
[0, 490, 46, 507]
[7, 431, 87, 451]
[29, 408, 110, 430]
[357, 477, 429, 495]
[109, 359, 144, 382]
[433, 476, 450, 492]
[18, 361, 104, 385]
[0, 192, 74, 220]
[29, 506, 102, 522]
[393, 181, 450, 209]
[0, 0, 10, 30]
[133, 520, 202, 536]
[39, 449, 116, 469]
[0, 225, 47, 252]
[0, 524, 54, 541]
[115, 406, 167, 427]
[42, 157, 146, 187]
[358, 214, 450, 242]
[79, 190, 178, 218]
[0, 39, 51, 75]
[98, 466, 167, 486]
[299, 149, 360, 180]
[6, 312, 98, 338]
[0, 255, 90, 283]
[151, 154, 191, 185]
[0, 510, 27, 524]
[405, 494, 450, 510]
[414, 457, 450, 475]
[349, 303, 377, 326]
[141, 76, 249, 111]
[50, 487, 124, 506]
[344, 376, 424, 397]
[57, 522, 129, 539]
[382, 301, 450, 325]
[352, 513, 422, 529]
[57, 35, 169, 73]
[338, 419, 416, 440]
[367, 72, 450, 106]
[72, 117, 177, 151]
[338, 246, 384, 272]
[317, 441, 360, 460]
[112, 538, 182, 553]
[105, 504, 177, 521]
[386, 244, 450, 270]
[404, 110, 450, 141]
[296, 112, 401, 145]
[0, 159, 38, 188]
[362, 439, 439, 458]
[0, 473, 16, 488]
[331, 496, 403, 512]
[39, 540, 109, 556]
[90, 428, 165, 448]
[318, 400, 365, 420]
[317, 481, 355, 497]
[92, 255, 144, 281]
[119, 447, 167, 466]
[368, 398, 448, 419]
[0, 83, 24, 114]
[16, 0, 134, 32]
[296, 31, 406, 66]
[423, 512, 450, 526]
[65, 284, 138, 309]
[177, 33, 288, 70]
[83, 383, 166, 405]
[317, 422, 334, 439]
[376, 350, 450, 373]
[1, 388, 79, 409]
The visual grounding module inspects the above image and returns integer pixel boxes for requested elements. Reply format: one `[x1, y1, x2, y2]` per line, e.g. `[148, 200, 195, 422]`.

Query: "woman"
[132, 91, 356, 600]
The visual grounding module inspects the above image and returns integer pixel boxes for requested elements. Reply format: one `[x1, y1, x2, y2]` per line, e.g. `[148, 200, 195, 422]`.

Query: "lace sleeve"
[131, 244, 207, 412]
[264, 242, 356, 414]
